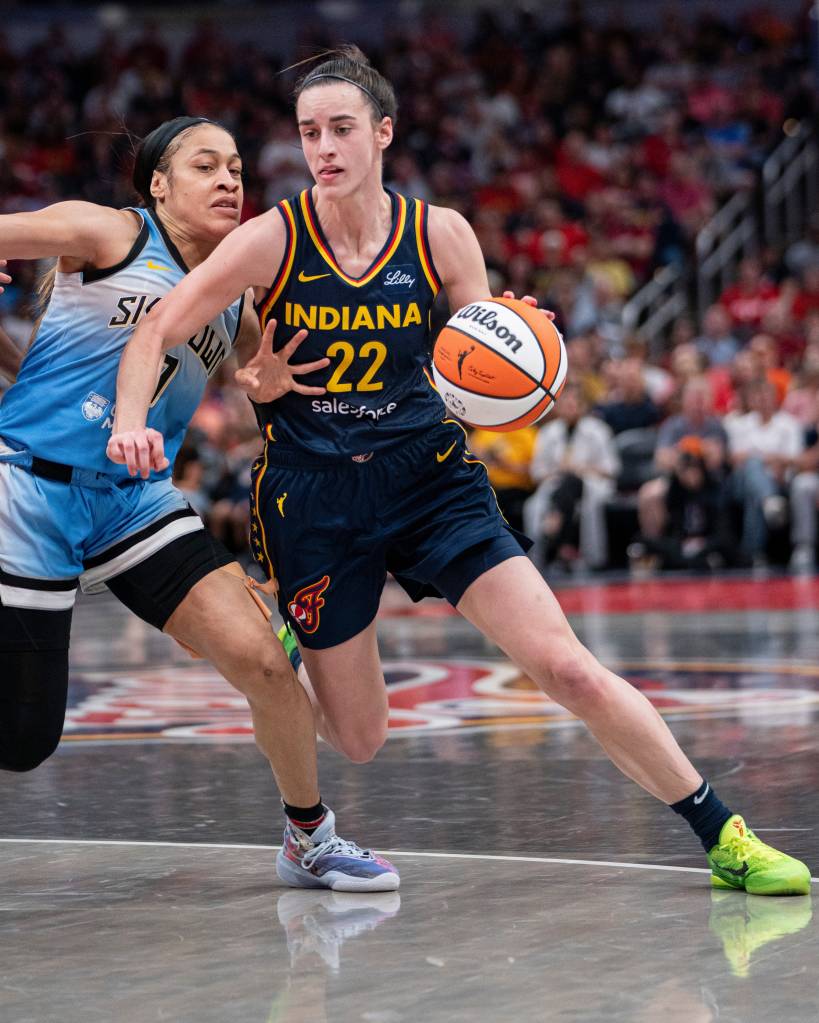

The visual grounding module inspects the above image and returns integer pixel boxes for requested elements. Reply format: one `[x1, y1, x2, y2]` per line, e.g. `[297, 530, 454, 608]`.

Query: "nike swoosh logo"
[298, 271, 331, 283]
[436, 441, 457, 463]
[693, 784, 709, 805]
[721, 861, 749, 877]
[146, 260, 173, 272]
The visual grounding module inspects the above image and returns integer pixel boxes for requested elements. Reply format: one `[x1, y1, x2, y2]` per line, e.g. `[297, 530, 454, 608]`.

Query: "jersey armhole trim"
[415, 200, 442, 296]
[232, 291, 246, 346]
[255, 200, 297, 329]
[81, 213, 150, 285]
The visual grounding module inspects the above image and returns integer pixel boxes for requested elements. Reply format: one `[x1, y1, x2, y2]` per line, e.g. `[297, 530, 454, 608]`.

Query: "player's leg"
[297, 620, 389, 764]
[91, 479, 397, 891]
[454, 553, 810, 894]
[0, 600, 73, 772]
[459, 554, 700, 800]
[0, 459, 83, 771]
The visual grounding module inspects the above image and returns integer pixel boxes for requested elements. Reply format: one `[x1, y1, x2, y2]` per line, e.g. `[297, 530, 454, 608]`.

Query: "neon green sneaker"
[707, 815, 811, 896]
[277, 622, 302, 672]
[709, 890, 813, 978]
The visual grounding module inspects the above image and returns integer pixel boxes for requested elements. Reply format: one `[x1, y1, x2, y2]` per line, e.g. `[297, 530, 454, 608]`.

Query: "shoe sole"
[711, 871, 811, 896]
[276, 851, 401, 892]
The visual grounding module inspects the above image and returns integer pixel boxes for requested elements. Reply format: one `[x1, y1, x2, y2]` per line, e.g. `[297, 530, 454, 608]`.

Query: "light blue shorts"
[0, 441, 203, 611]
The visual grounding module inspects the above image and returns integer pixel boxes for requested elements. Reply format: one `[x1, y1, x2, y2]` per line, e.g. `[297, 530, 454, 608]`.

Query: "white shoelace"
[301, 834, 374, 870]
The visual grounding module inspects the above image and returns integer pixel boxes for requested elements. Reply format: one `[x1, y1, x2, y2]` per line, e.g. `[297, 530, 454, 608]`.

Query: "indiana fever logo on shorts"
[288, 575, 330, 634]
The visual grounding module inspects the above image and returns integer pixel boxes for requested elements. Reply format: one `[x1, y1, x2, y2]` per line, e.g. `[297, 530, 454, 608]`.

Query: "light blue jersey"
[0, 207, 244, 478]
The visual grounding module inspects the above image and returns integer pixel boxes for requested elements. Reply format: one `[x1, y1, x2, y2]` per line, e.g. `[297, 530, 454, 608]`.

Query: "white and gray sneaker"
[276, 809, 400, 892]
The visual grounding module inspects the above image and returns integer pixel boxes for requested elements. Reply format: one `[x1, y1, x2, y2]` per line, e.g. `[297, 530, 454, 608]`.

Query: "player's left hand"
[0, 260, 11, 294]
[502, 290, 556, 321]
[234, 319, 330, 403]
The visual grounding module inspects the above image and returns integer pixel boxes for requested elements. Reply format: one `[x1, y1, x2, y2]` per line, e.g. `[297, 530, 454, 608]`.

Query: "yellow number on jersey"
[325, 341, 387, 393]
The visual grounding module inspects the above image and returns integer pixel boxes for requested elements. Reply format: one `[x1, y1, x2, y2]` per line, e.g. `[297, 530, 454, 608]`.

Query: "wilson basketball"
[431, 298, 568, 431]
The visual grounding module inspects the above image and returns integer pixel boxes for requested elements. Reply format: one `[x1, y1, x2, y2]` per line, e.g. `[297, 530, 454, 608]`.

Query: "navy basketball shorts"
[249, 420, 531, 649]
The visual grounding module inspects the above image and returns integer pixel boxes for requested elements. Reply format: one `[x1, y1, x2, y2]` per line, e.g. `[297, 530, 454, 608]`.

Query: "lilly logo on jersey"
[81, 392, 111, 422]
[382, 264, 416, 293]
[288, 575, 330, 634]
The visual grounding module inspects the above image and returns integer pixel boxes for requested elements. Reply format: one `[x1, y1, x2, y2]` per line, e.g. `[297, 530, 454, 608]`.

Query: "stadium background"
[1, 0, 818, 574]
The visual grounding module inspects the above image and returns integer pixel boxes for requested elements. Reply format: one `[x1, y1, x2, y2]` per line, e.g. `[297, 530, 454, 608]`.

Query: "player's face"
[156, 124, 243, 240]
[296, 83, 392, 198]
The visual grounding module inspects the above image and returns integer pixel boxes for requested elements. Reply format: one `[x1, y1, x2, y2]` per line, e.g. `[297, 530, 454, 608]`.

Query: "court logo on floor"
[64, 659, 819, 743]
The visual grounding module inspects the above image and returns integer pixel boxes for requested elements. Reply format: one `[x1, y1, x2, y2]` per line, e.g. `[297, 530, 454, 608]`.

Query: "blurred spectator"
[728, 379, 803, 564]
[466, 426, 537, 533]
[789, 263, 819, 323]
[789, 425, 819, 571]
[783, 345, 819, 428]
[719, 258, 780, 337]
[695, 304, 741, 367]
[785, 216, 819, 276]
[748, 332, 792, 404]
[524, 383, 619, 571]
[634, 447, 737, 572]
[596, 356, 662, 435]
[638, 377, 728, 541]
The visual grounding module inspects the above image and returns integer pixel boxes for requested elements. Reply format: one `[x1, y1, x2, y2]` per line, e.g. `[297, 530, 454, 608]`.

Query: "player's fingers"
[121, 436, 138, 477]
[134, 436, 151, 480]
[234, 368, 260, 394]
[262, 318, 277, 350]
[147, 431, 168, 472]
[282, 328, 310, 359]
[291, 383, 327, 396]
[290, 357, 329, 375]
[106, 437, 126, 464]
[520, 294, 538, 306]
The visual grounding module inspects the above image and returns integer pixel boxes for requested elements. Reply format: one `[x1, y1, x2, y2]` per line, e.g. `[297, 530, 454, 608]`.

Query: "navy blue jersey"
[254, 188, 446, 457]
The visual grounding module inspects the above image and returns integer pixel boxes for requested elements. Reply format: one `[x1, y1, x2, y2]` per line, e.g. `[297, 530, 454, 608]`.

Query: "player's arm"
[0, 202, 137, 268]
[0, 324, 21, 383]
[427, 206, 492, 312]
[108, 211, 283, 478]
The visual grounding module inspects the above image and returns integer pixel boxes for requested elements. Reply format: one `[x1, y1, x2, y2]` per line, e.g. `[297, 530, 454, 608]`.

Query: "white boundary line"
[0, 837, 816, 883]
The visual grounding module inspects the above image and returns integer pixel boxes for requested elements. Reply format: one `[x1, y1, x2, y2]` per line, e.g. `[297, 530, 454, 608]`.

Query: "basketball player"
[0, 116, 398, 892]
[110, 56, 809, 895]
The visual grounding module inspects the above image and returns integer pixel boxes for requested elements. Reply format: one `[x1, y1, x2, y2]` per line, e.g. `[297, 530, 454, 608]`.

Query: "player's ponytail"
[28, 261, 57, 347]
[294, 45, 398, 125]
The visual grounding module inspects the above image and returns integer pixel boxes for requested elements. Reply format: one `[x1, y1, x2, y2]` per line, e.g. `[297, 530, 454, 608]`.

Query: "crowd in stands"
[1, 5, 818, 571]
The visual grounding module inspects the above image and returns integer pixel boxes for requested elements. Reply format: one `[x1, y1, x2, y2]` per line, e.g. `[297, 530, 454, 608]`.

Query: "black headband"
[303, 73, 385, 119]
[133, 116, 217, 203]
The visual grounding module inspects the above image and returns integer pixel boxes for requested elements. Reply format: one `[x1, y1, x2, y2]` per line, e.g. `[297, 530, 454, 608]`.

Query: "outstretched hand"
[107, 428, 169, 480]
[502, 290, 556, 321]
[235, 319, 329, 403]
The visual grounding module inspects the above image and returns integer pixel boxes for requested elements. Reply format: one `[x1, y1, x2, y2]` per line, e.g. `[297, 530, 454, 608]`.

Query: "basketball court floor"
[2, 572, 818, 1022]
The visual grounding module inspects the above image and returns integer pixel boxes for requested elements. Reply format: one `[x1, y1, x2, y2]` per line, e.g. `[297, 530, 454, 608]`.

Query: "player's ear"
[150, 169, 167, 204]
[376, 116, 393, 151]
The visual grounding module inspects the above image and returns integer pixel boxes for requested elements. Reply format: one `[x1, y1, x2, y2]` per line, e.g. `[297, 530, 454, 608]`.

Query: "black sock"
[283, 799, 326, 836]
[670, 780, 733, 852]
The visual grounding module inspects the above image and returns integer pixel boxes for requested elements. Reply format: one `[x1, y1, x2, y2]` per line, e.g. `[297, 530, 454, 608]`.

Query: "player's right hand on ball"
[107, 428, 169, 479]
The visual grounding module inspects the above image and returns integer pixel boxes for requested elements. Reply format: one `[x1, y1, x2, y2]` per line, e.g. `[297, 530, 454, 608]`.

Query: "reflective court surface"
[2, 575, 819, 1022]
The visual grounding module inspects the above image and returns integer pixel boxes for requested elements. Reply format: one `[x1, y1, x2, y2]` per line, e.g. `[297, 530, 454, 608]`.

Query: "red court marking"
[378, 576, 819, 618]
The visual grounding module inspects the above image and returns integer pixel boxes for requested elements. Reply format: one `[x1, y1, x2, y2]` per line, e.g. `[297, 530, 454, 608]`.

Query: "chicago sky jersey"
[0, 208, 243, 478]
[254, 188, 446, 457]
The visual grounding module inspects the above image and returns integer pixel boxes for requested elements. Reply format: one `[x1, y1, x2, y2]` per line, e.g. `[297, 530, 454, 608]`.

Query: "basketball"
[431, 297, 568, 431]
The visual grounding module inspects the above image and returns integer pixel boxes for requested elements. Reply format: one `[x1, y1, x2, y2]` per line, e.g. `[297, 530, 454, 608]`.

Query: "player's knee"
[539, 643, 610, 715]
[336, 724, 388, 764]
[0, 728, 61, 773]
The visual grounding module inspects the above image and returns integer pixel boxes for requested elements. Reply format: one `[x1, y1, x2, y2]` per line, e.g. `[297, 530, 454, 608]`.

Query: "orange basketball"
[431, 297, 567, 431]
